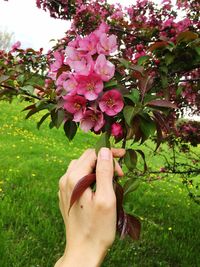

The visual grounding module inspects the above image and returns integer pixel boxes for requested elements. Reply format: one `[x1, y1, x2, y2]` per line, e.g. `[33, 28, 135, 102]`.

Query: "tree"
[0, 29, 14, 50]
[0, 0, 199, 239]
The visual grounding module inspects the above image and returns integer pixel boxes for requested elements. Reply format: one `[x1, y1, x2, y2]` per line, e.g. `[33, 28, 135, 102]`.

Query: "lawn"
[0, 99, 200, 267]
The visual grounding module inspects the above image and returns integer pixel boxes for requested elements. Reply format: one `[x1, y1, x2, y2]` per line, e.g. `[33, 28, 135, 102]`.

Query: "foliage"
[1, 0, 200, 240]
[0, 101, 200, 267]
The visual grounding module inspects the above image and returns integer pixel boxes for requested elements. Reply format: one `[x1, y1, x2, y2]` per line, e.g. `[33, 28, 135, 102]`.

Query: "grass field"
[0, 100, 200, 267]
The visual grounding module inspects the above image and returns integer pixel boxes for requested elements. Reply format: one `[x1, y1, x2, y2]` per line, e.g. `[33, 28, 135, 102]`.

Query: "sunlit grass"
[0, 99, 200, 267]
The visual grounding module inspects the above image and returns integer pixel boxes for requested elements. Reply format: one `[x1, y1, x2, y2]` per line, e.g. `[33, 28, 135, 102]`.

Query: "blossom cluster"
[49, 22, 124, 135]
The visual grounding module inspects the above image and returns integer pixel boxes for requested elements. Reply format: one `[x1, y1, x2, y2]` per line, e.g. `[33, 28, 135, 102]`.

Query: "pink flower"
[63, 95, 86, 122]
[76, 73, 103, 100]
[63, 76, 78, 94]
[94, 54, 115, 81]
[67, 54, 94, 76]
[99, 89, 124, 116]
[11, 41, 21, 51]
[111, 123, 123, 138]
[80, 109, 105, 132]
[50, 51, 64, 72]
[94, 22, 110, 38]
[56, 72, 69, 87]
[78, 33, 98, 55]
[97, 33, 117, 55]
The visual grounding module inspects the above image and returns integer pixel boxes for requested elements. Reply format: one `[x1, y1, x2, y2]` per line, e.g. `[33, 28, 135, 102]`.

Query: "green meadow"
[0, 100, 200, 267]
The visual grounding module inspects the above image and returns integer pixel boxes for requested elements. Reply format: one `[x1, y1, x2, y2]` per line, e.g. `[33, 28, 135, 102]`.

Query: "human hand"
[55, 147, 125, 267]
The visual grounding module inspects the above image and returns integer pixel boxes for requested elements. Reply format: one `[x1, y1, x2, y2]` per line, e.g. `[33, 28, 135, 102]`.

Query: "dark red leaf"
[22, 104, 36, 111]
[148, 41, 168, 52]
[69, 173, 96, 213]
[114, 181, 124, 215]
[147, 99, 177, 109]
[154, 121, 163, 151]
[127, 214, 141, 240]
[153, 111, 170, 132]
[138, 72, 154, 98]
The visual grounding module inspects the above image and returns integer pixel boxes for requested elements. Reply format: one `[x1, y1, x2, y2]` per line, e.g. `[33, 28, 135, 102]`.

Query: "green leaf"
[195, 47, 200, 56]
[104, 79, 118, 88]
[124, 149, 138, 171]
[63, 120, 77, 141]
[21, 85, 34, 94]
[165, 53, 174, 65]
[140, 116, 156, 140]
[124, 89, 140, 104]
[51, 109, 65, 129]
[123, 105, 141, 127]
[124, 177, 141, 196]
[118, 58, 131, 69]
[137, 55, 150, 66]
[37, 113, 50, 129]
[95, 132, 110, 155]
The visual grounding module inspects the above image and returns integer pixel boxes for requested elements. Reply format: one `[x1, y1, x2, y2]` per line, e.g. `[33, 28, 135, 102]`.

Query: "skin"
[55, 147, 125, 267]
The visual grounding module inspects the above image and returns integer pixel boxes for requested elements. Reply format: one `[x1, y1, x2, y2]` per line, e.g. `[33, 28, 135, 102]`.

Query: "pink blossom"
[63, 95, 86, 122]
[97, 33, 117, 55]
[94, 54, 115, 81]
[67, 54, 94, 76]
[111, 123, 123, 138]
[56, 72, 69, 87]
[78, 33, 98, 55]
[11, 41, 21, 51]
[76, 73, 103, 100]
[50, 51, 64, 72]
[65, 46, 81, 62]
[80, 109, 105, 132]
[94, 22, 110, 38]
[63, 76, 78, 94]
[99, 89, 124, 116]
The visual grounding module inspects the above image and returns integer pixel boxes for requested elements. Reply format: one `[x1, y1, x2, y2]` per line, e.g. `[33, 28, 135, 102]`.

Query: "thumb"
[96, 147, 114, 197]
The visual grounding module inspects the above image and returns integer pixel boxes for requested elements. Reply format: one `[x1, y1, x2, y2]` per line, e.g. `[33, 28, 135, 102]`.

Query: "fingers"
[96, 148, 114, 197]
[111, 148, 126, 158]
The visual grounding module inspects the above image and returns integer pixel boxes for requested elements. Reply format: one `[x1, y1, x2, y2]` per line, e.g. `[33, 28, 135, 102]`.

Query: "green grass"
[0, 100, 200, 267]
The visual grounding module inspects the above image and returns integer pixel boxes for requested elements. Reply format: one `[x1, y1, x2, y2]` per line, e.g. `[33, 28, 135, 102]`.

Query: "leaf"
[37, 113, 50, 129]
[127, 214, 141, 240]
[118, 58, 131, 69]
[138, 72, 154, 98]
[104, 79, 118, 88]
[124, 149, 138, 171]
[51, 109, 65, 129]
[140, 115, 156, 140]
[0, 75, 9, 84]
[135, 149, 147, 173]
[146, 99, 177, 109]
[22, 104, 36, 111]
[124, 177, 141, 196]
[137, 55, 150, 66]
[124, 89, 140, 104]
[165, 53, 174, 65]
[148, 41, 168, 52]
[95, 132, 110, 154]
[123, 105, 141, 127]
[69, 173, 96, 213]
[21, 85, 35, 94]
[153, 111, 170, 132]
[177, 31, 198, 43]
[25, 108, 39, 119]
[63, 120, 77, 141]
[154, 122, 163, 151]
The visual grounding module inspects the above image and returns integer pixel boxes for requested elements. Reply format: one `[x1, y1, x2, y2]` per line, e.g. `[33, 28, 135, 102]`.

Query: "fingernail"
[99, 147, 111, 160]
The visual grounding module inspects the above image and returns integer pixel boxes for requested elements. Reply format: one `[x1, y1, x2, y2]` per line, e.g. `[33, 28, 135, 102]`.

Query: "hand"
[55, 147, 125, 267]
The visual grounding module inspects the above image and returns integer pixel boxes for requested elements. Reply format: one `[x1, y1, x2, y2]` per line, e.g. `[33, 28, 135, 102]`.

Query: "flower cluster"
[49, 22, 124, 134]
